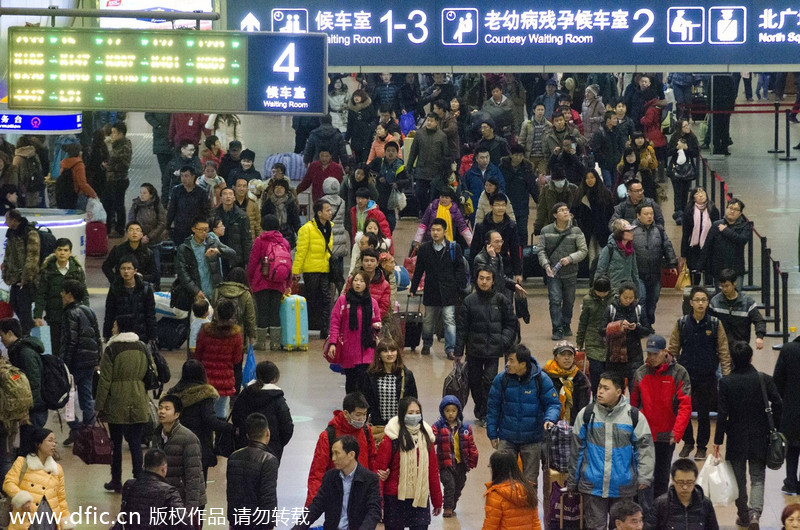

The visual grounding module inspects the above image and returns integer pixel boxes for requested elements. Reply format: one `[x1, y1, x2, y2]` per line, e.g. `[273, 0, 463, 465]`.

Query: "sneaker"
[445, 351, 455, 360]
[562, 325, 573, 337]
[474, 418, 486, 428]
[736, 516, 749, 527]
[551, 330, 563, 341]
[694, 448, 707, 460]
[782, 484, 797, 495]
[62, 431, 78, 447]
[104, 480, 122, 493]
[443, 509, 454, 518]
[790, 114, 800, 124]
[678, 444, 693, 458]
[421, 345, 431, 356]
[700, 143, 710, 150]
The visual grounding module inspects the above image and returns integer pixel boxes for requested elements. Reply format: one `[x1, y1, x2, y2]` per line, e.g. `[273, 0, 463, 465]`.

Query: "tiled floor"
[44, 103, 800, 529]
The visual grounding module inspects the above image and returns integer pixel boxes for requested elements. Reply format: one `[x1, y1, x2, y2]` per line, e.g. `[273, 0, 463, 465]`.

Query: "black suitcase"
[690, 93, 708, 122]
[158, 240, 177, 278]
[157, 317, 189, 350]
[522, 235, 545, 280]
[399, 191, 420, 219]
[398, 296, 423, 350]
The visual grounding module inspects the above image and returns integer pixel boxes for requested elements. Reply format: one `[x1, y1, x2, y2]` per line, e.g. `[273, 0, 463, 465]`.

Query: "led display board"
[227, 0, 800, 68]
[8, 27, 328, 114]
[98, 0, 215, 30]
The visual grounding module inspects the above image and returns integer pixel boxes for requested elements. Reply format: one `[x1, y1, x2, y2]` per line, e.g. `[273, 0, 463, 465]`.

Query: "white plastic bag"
[85, 197, 107, 223]
[64, 376, 76, 422]
[696, 455, 738, 505]
[388, 188, 407, 211]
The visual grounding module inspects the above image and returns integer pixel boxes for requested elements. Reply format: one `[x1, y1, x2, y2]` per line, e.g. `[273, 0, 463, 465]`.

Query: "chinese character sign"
[227, 0, 800, 66]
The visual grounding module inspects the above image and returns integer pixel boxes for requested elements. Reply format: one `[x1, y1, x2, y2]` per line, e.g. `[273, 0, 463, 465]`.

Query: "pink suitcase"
[86, 221, 108, 256]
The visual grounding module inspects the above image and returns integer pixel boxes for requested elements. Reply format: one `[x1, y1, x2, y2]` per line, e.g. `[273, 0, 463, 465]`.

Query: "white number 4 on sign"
[273, 43, 299, 81]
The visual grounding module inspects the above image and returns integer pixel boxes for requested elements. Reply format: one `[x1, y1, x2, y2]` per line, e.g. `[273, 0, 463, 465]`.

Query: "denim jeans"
[214, 396, 230, 419]
[68, 367, 96, 430]
[639, 274, 662, 326]
[422, 305, 456, 353]
[731, 457, 766, 519]
[672, 83, 694, 120]
[545, 275, 577, 332]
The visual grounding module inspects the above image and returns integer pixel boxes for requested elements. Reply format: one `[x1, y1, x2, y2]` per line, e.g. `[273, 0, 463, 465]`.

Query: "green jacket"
[577, 290, 614, 361]
[211, 282, 256, 341]
[94, 332, 151, 425]
[7, 336, 46, 412]
[34, 254, 88, 321]
[2, 219, 40, 286]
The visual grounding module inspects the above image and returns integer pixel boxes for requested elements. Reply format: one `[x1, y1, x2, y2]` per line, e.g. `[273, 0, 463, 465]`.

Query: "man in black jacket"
[455, 266, 516, 427]
[293, 435, 382, 530]
[103, 256, 157, 342]
[713, 341, 781, 529]
[409, 218, 466, 358]
[646, 458, 719, 530]
[119, 448, 190, 530]
[470, 193, 522, 286]
[102, 221, 158, 288]
[227, 413, 279, 530]
[215, 188, 252, 271]
[60, 279, 102, 445]
[708, 198, 751, 287]
[166, 166, 211, 245]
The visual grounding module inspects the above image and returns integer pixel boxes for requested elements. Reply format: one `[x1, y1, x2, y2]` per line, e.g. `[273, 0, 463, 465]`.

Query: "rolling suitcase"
[398, 296, 423, 350]
[522, 235, 544, 280]
[86, 221, 108, 256]
[280, 295, 309, 351]
[158, 240, 177, 277]
[544, 469, 584, 529]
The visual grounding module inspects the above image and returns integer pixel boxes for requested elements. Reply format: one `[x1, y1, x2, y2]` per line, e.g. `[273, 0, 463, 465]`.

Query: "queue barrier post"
[701, 160, 708, 189]
[762, 244, 774, 321]
[768, 102, 785, 154]
[718, 177, 726, 215]
[765, 260, 783, 337]
[742, 221, 760, 292]
[773, 271, 794, 350]
[779, 110, 798, 162]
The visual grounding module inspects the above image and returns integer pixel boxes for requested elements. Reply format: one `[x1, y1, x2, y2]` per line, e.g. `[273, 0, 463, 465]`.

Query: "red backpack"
[261, 243, 292, 284]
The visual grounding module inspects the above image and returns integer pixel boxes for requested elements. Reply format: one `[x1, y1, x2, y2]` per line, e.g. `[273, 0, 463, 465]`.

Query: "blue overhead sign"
[0, 111, 82, 134]
[227, 0, 800, 68]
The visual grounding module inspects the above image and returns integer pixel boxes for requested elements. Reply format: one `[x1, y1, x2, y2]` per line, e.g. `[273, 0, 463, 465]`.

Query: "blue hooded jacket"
[486, 358, 561, 444]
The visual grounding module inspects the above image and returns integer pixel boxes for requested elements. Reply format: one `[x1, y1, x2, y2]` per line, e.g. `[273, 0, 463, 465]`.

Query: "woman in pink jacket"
[327, 270, 382, 394]
[246, 214, 292, 350]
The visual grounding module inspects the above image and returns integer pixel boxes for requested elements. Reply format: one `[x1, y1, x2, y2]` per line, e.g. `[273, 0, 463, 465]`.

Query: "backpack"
[55, 165, 78, 209]
[0, 361, 34, 423]
[18, 154, 44, 194]
[35, 226, 57, 264]
[677, 314, 719, 348]
[582, 402, 639, 431]
[261, 243, 292, 284]
[40, 354, 71, 410]
[448, 241, 471, 294]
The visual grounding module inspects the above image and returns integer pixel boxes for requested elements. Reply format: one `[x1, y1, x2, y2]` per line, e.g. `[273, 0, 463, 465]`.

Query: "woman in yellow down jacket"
[3, 428, 74, 530]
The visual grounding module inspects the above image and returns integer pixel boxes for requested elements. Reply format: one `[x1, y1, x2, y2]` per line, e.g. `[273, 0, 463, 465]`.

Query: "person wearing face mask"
[376, 396, 443, 528]
[534, 165, 579, 236]
[305, 392, 378, 507]
[162, 140, 202, 207]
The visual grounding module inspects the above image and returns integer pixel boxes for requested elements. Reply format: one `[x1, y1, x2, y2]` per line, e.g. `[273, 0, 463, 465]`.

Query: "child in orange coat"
[482, 451, 541, 530]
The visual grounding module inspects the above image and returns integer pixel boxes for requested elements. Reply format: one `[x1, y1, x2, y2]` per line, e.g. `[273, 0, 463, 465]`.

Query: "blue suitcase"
[280, 295, 309, 351]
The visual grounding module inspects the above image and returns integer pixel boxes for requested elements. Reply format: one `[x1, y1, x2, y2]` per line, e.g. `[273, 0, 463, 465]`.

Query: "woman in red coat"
[376, 396, 443, 529]
[327, 270, 382, 393]
[194, 299, 243, 419]
[640, 94, 668, 181]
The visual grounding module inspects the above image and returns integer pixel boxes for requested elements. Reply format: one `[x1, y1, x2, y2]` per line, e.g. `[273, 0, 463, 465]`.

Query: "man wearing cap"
[609, 179, 665, 232]
[533, 78, 560, 120]
[668, 286, 730, 462]
[406, 113, 450, 213]
[476, 119, 510, 167]
[539, 202, 587, 340]
[218, 140, 244, 183]
[631, 335, 692, 507]
[349, 188, 391, 246]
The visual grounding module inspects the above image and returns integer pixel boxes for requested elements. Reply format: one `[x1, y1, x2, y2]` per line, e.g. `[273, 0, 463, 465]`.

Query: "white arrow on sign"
[241, 12, 261, 32]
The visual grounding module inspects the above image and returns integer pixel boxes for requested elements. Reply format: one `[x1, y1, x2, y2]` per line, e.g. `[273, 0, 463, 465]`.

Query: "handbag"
[675, 261, 692, 291]
[214, 413, 237, 458]
[73, 420, 113, 465]
[759, 373, 787, 470]
[322, 304, 345, 364]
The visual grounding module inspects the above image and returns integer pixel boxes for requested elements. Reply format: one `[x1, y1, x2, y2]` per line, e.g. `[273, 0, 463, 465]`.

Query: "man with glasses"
[709, 198, 751, 289]
[667, 286, 731, 461]
[609, 179, 665, 232]
[539, 202, 587, 340]
[647, 458, 720, 529]
[166, 166, 211, 247]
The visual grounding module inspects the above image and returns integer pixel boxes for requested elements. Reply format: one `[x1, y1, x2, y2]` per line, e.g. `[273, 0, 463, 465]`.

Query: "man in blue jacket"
[486, 344, 561, 487]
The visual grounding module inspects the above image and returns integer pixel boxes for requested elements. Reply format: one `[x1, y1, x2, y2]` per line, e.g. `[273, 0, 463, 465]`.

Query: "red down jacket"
[193, 323, 243, 397]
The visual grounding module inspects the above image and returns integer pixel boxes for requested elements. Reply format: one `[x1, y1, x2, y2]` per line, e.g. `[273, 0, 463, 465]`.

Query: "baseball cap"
[646, 335, 667, 353]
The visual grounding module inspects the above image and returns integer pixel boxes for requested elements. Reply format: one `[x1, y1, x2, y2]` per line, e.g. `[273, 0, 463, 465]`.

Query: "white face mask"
[553, 178, 567, 188]
[404, 414, 422, 426]
[348, 417, 365, 429]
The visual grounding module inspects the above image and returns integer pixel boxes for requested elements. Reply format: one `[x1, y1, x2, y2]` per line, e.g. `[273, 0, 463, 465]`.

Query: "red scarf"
[616, 240, 634, 257]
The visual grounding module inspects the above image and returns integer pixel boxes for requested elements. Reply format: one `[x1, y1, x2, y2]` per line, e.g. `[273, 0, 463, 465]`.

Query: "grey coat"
[538, 220, 588, 278]
[156, 421, 206, 508]
[632, 221, 677, 278]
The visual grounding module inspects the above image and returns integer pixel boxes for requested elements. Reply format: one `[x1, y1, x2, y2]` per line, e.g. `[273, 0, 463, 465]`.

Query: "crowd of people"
[0, 71, 797, 530]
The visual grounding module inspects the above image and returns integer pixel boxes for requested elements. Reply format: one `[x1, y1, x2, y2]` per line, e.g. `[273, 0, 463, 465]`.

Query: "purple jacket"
[414, 200, 473, 245]
[329, 294, 381, 369]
